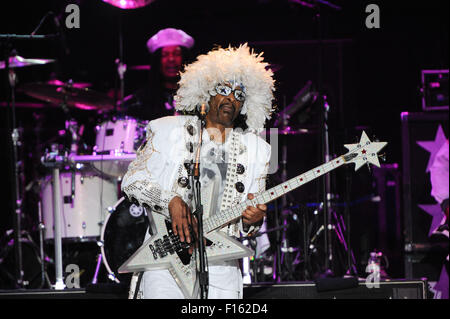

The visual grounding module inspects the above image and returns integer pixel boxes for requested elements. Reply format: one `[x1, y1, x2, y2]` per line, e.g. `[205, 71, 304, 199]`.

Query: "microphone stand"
[191, 115, 208, 299]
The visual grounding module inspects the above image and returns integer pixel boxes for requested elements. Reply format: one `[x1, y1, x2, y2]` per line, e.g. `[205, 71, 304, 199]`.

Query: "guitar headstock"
[343, 131, 388, 171]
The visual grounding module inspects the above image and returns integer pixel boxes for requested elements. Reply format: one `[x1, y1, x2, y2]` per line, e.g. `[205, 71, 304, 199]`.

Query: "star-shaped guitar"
[344, 131, 387, 171]
[118, 131, 387, 298]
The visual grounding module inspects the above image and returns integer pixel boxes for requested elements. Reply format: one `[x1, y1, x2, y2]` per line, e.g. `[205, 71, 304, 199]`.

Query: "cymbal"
[46, 79, 92, 89]
[0, 101, 48, 108]
[262, 127, 316, 135]
[129, 64, 151, 71]
[0, 55, 55, 69]
[18, 82, 115, 111]
[266, 64, 283, 73]
[102, 0, 155, 9]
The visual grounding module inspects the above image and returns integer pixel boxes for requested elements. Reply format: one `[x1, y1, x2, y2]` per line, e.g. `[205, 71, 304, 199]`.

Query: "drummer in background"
[123, 28, 195, 120]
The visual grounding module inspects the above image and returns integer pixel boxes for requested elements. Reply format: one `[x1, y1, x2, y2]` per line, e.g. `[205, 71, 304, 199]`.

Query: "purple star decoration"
[416, 125, 449, 299]
[416, 125, 447, 172]
[434, 265, 449, 299]
[418, 204, 446, 237]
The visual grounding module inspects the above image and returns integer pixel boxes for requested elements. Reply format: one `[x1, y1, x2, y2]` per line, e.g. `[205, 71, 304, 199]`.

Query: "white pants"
[139, 260, 243, 299]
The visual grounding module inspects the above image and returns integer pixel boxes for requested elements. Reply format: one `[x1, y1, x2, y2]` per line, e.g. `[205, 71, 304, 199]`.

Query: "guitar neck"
[204, 155, 347, 234]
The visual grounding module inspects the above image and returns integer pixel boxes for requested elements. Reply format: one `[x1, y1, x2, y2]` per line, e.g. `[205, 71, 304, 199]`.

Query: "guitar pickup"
[149, 244, 158, 259]
[154, 239, 168, 258]
[163, 235, 175, 255]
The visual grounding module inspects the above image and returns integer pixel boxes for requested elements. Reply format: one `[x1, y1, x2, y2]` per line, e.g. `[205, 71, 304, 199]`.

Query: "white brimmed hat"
[146, 28, 194, 53]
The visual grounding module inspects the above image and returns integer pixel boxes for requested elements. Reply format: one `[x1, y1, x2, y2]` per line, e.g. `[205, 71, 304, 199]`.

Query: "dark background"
[0, 0, 448, 285]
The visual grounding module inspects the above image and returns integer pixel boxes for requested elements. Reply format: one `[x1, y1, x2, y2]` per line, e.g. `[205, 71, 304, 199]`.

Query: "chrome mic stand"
[191, 113, 208, 299]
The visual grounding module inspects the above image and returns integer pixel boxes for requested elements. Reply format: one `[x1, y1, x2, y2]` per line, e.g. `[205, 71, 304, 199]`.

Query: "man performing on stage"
[121, 44, 275, 298]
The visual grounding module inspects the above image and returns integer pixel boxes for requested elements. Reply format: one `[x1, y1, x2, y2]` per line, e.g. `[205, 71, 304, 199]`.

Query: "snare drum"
[40, 169, 118, 242]
[100, 197, 149, 283]
[94, 117, 148, 155]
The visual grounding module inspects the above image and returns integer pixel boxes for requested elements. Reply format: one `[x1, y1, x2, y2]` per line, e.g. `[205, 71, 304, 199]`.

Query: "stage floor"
[0, 279, 429, 299]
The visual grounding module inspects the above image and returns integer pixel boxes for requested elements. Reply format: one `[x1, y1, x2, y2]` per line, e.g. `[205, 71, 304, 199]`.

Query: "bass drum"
[100, 197, 149, 284]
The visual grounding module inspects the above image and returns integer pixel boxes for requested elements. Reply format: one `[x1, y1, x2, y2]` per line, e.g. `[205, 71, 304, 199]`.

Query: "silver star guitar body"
[119, 212, 253, 298]
[118, 131, 387, 298]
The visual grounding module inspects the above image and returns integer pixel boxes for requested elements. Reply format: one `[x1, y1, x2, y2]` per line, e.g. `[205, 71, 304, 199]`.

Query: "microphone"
[197, 103, 210, 118]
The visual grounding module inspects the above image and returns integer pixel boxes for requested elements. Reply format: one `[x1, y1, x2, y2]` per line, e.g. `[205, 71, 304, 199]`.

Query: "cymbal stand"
[2, 46, 25, 288]
[312, 0, 341, 277]
[288, 0, 343, 277]
[1, 31, 58, 289]
[277, 97, 296, 282]
[37, 200, 52, 288]
[321, 94, 333, 275]
[114, 14, 127, 114]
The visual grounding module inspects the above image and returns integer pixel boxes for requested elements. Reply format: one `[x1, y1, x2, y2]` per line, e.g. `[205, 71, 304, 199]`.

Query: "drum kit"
[0, 54, 319, 289]
[0, 0, 172, 291]
[0, 51, 152, 289]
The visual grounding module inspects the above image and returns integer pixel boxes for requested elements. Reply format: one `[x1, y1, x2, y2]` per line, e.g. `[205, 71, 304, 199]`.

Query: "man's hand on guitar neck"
[242, 193, 267, 231]
[169, 193, 267, 243]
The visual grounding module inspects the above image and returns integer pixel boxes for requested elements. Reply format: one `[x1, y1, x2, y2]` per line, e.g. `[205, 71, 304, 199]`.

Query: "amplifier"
[421, 70, 449, 111]
[401, 111, 448, 281]
[244, 279, 428, 299]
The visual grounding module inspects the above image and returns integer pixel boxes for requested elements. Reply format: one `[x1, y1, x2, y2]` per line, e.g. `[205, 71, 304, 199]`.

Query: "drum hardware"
[37, 200, 53, 288]
[0, 30, 57, 288]
[40, 149, 119, 289]
[64, 118, 83, 156]
[0, 229, 53, 289]
[40, 159, 118, 242]
[44, 153, 137, 180]
[91, 252, 103, 285]
[270, 94, 299, 282]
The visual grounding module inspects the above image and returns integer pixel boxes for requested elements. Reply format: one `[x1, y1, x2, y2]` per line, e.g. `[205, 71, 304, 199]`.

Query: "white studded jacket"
[121, 115, 271, 238]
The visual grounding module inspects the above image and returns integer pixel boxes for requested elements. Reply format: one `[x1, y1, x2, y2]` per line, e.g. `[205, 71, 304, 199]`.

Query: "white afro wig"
[174, 43, 275, 131]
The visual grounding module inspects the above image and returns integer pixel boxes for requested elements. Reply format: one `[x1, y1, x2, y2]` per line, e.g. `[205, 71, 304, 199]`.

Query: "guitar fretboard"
[204, 155, 348, 234]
